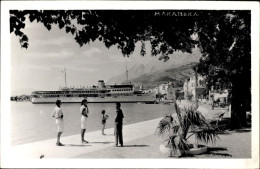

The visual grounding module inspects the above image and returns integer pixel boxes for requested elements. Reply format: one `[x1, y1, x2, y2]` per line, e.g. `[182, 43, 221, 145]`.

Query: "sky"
[10, 16, 200, 96]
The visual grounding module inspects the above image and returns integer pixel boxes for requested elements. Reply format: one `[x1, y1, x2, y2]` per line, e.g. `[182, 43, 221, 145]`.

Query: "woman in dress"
[80, 99, 89, 143]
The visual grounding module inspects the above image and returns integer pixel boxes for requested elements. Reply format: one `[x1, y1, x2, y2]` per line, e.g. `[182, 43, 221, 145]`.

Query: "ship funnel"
[98, 80, 105, 89]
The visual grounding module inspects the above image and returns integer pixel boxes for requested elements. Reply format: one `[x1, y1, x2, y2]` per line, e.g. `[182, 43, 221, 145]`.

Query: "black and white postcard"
[1, 1, 259, 168]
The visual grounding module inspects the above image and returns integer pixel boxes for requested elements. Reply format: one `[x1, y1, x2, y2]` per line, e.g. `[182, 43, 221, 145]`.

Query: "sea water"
[10, 102, 175, 145]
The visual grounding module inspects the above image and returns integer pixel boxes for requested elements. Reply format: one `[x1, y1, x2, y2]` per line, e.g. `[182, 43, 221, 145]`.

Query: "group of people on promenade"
[52, 99, 124, 147]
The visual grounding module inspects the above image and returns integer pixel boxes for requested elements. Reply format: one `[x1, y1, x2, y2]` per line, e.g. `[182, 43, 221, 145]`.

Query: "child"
[101, 110, 109, 135]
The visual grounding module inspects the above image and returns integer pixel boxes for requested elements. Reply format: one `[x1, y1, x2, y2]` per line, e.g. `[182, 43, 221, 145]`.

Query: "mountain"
[107, 51, 201, 85]
[130, 62, 198, 90]
[107, 63, 146, 84]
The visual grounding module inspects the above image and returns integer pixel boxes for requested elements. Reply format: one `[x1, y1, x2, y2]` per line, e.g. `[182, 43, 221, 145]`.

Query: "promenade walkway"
[9, 118, 162, 159]
[4, 103, 254, 168]
[9, 102, 231, 160]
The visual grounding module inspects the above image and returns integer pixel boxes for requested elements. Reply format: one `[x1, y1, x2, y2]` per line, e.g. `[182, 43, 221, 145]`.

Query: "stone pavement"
[8, 118, 162, 159]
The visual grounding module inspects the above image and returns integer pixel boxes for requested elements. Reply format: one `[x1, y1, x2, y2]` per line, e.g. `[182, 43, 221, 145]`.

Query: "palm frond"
[155, 116, 173, 137]
[157, 101, 220, 153]
[194, 128, 220, 145]
[183, 103, 207, 127]
[178, 138, 191, 151]
[172, 124, 180, 134]
[174, 103, 183, 127]
[162, 134, 179, 154]
[168, 135, 180, 154]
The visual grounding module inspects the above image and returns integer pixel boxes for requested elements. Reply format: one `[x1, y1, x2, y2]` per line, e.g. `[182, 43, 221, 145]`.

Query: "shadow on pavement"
[231, 128, 251, 133]
[90, 141, 114, 144]
[208, 152, 232, 157]
[207, 147, 227, 151]
[65, 144, 92, 147]
[206, 146, 232, 157]
[178, 147, 232, 158]
[121, 145, 149, 147]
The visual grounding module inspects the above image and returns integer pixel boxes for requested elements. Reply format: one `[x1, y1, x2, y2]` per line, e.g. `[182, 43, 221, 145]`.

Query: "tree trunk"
[230, 82, 247, 129]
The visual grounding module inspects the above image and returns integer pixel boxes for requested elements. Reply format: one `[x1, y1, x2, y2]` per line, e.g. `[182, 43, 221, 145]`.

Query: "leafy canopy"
[10, 10, 251, 128]
[10, 10, 204, 59]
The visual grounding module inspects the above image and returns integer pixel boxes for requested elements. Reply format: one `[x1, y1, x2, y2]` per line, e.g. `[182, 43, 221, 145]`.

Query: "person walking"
[52, 100, 64, 146]
[101, 110, 109, 135]
[114, 102, 124, 147]
[80, 99, 89, 144]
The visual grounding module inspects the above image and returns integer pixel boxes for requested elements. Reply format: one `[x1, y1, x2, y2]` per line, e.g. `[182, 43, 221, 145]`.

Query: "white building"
[209, 89, 229, 106]
[158, 83, 169, 95]
[167, 85, 176, 101]
[157, 82, 176, 100]
[183, 73, 229, 106]
[183, 74, 208, 101]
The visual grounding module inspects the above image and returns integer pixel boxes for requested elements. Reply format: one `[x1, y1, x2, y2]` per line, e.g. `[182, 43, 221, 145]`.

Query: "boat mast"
[63, 68, 67, 87]
[126, 64, 128, 84]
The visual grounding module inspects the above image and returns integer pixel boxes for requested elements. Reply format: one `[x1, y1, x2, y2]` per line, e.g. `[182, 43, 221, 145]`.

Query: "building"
[166, 83, 176, 101]
[183, 73, 229, 106]
[209, 89, 229, 106]
[157, 82, 177, 100]
[158, 83, 168, 95]
[183, 74, 208, 101]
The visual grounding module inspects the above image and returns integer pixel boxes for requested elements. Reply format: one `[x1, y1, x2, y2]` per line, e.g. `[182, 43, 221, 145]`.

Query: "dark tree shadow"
[207, 147, 227, 151]
[231, 128, 251, 133]
[90, 141, 114, 144]
[204, 147, 232, 157]
[178, 154, 195, 158]
[178, 147, 232, 158]
[215, 130, 231, 135]
[208, 152, 232, 157]
[120, 145, 150, 147]
[65, 144, 91, 147]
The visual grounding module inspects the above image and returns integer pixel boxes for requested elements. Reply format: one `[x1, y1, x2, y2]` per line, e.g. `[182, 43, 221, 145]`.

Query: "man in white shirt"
[52, 100, 64, 146]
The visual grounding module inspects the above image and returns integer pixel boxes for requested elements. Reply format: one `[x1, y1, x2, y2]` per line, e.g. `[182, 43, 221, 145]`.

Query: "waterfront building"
[183, 74, 208, 101]
[183, 73, 229, 106]
[157, 82, 177, 100]
[209, 89, 229, 106]
[158, 83, 169, 95]
[167, 84, 176, 101]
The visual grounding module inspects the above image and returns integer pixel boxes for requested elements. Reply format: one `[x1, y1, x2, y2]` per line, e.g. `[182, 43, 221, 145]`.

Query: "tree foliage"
[194, 11, 251, 128]
[195, 11, 251, 91]
[10, 10, 251, 129]
[10, 10, 200, 58]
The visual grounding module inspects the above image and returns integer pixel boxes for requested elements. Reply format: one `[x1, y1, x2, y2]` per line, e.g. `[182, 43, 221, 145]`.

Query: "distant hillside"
[107, 51, 201, 85]
[130, 62, 197, 90]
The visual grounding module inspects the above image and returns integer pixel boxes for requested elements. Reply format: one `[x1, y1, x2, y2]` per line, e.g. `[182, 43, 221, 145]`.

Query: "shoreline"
[11, 102, 175, 146]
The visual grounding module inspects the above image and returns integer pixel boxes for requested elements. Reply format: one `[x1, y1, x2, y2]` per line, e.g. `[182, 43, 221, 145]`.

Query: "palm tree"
[156, 101, 219, 156]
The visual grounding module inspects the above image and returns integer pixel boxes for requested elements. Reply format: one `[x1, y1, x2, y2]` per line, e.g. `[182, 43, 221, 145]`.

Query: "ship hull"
[31, 95, 156, 104]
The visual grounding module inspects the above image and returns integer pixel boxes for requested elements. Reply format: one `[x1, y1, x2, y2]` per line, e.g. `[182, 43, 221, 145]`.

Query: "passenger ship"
[31, 80, 155, 104]
[31, 68, 155, 103]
